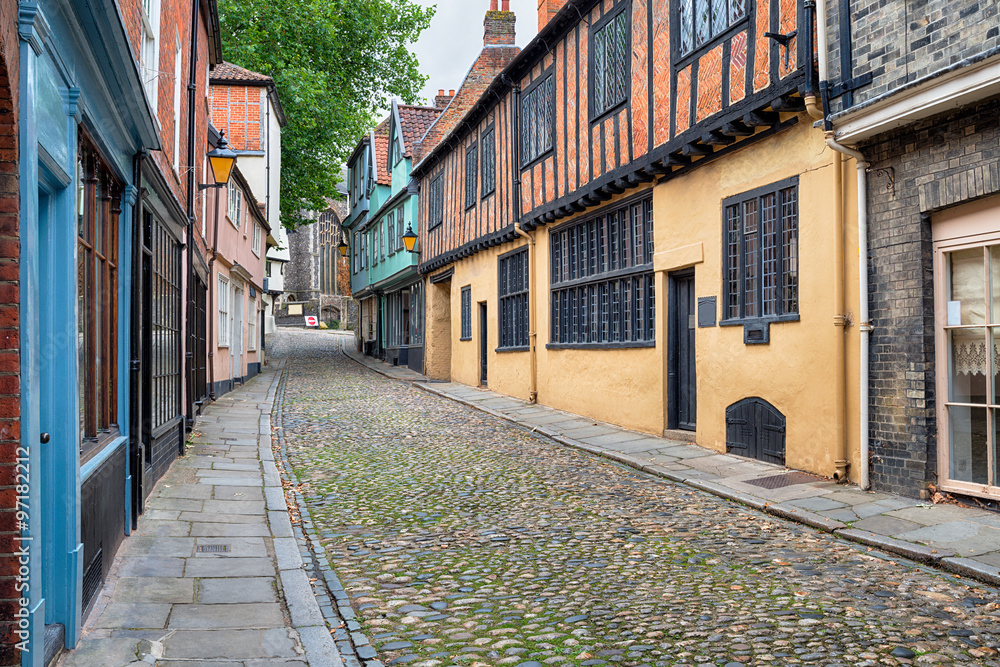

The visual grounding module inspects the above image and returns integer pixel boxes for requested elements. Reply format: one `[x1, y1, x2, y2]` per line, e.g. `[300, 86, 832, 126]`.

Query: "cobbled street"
[271, 329, 1000, 667]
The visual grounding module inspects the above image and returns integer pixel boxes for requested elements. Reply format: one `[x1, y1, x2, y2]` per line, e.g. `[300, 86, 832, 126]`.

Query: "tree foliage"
[217, 0, 434, 228]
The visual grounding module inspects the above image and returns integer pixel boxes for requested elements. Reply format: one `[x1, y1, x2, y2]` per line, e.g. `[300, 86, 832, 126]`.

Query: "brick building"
[824, 0, 1000, 498]
[0, 0, 18, 663]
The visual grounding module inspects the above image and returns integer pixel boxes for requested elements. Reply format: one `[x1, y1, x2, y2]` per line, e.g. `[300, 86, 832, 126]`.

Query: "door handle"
[40, 432, 50, 444]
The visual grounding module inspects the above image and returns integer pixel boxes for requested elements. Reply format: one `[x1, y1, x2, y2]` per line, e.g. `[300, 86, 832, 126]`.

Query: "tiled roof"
[397, 105, 442, 158]
[372, 118, 392, 186]
[413, 45, 521, 165]
[211, 62, 273, 85]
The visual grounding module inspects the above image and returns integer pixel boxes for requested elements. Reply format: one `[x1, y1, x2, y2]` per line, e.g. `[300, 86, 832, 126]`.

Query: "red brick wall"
[210, 84, 264, 152]
[0, 0, 20, 662]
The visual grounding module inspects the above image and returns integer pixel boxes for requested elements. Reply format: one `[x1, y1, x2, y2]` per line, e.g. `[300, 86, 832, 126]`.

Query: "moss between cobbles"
[273, 340, 1000, 667]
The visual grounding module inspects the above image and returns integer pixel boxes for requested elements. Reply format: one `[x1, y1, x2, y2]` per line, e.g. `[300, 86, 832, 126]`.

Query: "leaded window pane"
[499, 250, 529, 348]
[731, 0, 747, 21]
[679, 0, 694, 54]
[712, 0, 729, 35]
[696, 0, 711, 46]
[466, 144, 478, 209]
[781, 187, 799, 314]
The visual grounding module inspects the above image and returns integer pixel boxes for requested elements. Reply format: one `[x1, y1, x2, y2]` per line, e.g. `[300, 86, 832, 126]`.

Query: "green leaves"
[218, 0, 434, 228]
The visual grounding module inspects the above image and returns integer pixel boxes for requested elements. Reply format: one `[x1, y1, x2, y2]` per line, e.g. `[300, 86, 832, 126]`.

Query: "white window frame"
[248, 298, 258, 351]
[140, 0, 160, 110]
[227, 181, 242, 230]
[218, 274, 231, 347]
[252, 223, 261, 256]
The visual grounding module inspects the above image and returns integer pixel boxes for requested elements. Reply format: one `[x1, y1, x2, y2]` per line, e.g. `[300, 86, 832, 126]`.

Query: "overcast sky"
[410, 0, 539, 106]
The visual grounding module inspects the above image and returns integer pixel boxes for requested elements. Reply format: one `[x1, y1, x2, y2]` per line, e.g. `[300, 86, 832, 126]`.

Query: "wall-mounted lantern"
[402, 224, 417, 253]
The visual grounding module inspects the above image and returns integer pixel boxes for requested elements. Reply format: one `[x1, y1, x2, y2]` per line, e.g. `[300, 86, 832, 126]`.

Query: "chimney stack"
[434, 89, 455, 109]
[484, 0, 516, 46]
[537, 0, 568, 32]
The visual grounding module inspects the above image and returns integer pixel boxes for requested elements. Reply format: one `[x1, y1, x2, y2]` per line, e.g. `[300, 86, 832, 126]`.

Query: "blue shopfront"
[18, 2, 160, 663]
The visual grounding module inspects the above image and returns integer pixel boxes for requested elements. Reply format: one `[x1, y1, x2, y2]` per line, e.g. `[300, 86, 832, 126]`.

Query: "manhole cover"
[744, 472, 825, 489]
[196, 544, 230, 553]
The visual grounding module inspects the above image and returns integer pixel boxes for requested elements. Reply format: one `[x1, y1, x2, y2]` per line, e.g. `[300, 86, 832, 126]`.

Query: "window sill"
[719, 314, 800, 327]
[481, 189, 495, 201]
[546, 340, 655, 350]
[590, 99, 628, 126]
[460, 336, 472, 342]
[496, 346, 530, 353]
[81, 428, 123, 468]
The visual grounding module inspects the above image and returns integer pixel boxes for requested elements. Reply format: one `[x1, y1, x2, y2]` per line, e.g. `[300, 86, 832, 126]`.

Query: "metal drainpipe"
[510, 83, 534, 402]
[802, 0, 824, 121]
[514, 223, 537, 403]
[129, 150, 147, 527]
[184, 0, 200, 431]
[826, 133, 870, 490]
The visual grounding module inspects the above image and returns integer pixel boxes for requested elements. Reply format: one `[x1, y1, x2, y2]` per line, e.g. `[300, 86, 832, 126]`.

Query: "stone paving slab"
[58, 363, 341, 667]
[345, 345, 1000, 586]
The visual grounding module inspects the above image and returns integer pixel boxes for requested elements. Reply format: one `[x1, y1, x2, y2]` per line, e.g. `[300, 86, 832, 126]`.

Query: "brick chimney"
[484, 0, 516, 46]
[537, 0, 568, 31]
[434, 89, 456, 109]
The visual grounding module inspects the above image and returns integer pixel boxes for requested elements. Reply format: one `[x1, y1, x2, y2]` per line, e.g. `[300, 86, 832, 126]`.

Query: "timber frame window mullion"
[721, 177, 800, 336]
[77, 136, 122, 460]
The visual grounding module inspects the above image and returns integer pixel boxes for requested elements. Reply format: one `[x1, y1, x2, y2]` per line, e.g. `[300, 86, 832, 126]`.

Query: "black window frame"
[428, 174, 444, 230]
[720, 177, 799, 335]
[480, 127, 496, 199]
[498, 247, 530, 351]
[465, 141, 478, 210]
[520, 72, 555, 168]
[387, 209, 396, 256]
[590, 2, 632, 122]
[672, 0, 751, 65]
[548, 194, 655, 350]
[460, 285, 472, 341]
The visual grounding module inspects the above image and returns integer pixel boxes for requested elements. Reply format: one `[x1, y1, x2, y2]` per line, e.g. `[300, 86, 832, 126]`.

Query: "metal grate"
[744, 472, 824, 489]
[196, 544, 230, 553]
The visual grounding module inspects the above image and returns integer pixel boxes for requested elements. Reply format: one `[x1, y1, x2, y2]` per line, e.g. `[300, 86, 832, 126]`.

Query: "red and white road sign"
[304, 316, 319, 327]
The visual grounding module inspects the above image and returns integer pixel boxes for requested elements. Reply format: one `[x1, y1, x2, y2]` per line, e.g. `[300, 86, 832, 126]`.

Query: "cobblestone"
[273, 329, 1000, 667]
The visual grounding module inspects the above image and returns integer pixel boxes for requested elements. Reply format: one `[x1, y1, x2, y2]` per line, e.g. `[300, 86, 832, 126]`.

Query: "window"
[218, 274, 230, 347]
[77, 141, 122, 452]
[227, 181, 242, 229]
[396, 206, 405, 250]
[409, 281, 424, 346]
[173, 37, 182, 170]
[148, 213, 182, 432]
[248, 299, 257, 351]
[723, 179, 799, 322]
[252, 223, 261, 256]
[465, 143, 478, 209]
[140, 0, 160, 108]
[678, 0, 748, 56]
[461, 286, 472, 341]
[391, 123, 402, 167]
[499, 249, 530, 350]
[592, 8, 630, 118]
[387, 211, 396, 255]
[549, 197, 655, 347]
[521, 75, 555, 165]
[481, 129, 496, 198]
[428, 174, 444, 230]
[380, 221, 386, 261]
[353, 231, 360, 273]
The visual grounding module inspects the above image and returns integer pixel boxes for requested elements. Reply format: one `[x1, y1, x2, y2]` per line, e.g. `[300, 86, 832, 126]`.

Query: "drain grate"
[196, 544, 230, 553]
[743, 471, 825, 489]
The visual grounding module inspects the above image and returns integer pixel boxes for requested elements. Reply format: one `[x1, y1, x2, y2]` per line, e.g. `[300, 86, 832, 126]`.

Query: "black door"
[480, 303, 488, 386]
[726, 398, 787, 465]
[669, 271, 697, 430]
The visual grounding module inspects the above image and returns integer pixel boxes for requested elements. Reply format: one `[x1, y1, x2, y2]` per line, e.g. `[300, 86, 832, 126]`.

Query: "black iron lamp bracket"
[765, 30, 797, 69]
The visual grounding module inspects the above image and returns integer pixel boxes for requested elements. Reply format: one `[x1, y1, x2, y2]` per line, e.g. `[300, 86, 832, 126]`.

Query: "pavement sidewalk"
[343, 342, 1000, 588]
[59, 361, 342, 667]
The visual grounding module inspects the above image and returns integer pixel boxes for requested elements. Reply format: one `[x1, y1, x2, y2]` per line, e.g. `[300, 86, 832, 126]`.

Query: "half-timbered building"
[414, 0, 866, 483]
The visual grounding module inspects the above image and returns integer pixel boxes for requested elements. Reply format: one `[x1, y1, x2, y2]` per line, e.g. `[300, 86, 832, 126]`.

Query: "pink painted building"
[204, 149, 273, 397]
